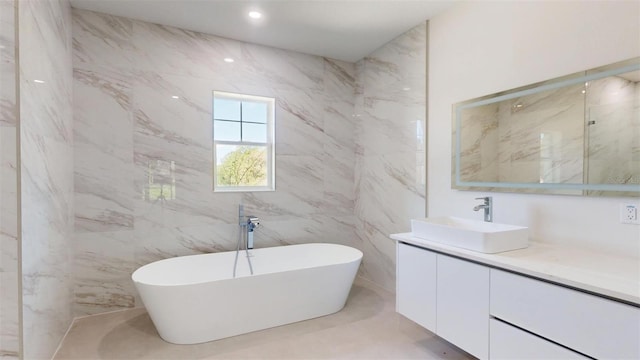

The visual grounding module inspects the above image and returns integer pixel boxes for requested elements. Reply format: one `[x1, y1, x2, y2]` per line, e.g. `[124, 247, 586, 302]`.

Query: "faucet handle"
[475, 196, 492, 206]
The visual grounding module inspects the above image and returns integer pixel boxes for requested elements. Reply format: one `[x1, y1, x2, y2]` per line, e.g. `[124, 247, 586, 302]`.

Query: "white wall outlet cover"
[619, 204, 640, 225]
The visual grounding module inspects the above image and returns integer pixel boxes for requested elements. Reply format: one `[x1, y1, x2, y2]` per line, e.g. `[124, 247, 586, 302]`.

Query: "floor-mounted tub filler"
[132, 243, 363, 344]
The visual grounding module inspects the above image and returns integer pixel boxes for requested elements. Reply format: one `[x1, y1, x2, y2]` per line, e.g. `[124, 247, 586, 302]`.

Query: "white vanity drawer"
[490, 319, 587, 359]
[490, 269, 640, 359]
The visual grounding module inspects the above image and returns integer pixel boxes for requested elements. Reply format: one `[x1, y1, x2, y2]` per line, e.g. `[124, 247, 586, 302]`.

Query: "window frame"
[212, 91, 276, 192]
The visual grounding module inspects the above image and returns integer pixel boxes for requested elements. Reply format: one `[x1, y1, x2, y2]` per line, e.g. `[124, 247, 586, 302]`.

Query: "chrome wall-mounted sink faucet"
[473, 196, 493, 222]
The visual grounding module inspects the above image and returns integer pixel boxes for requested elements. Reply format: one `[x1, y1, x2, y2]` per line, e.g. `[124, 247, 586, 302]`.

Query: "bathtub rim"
[132, 242, 363, 287]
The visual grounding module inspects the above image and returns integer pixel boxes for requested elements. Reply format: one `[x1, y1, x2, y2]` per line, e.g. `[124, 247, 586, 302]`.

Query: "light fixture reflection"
[248, 11, 262, 19]
[224, 58, 234, 63]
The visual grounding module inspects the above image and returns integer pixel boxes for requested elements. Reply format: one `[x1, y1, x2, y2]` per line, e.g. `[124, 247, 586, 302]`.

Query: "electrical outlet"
[620, 204, 640, 225]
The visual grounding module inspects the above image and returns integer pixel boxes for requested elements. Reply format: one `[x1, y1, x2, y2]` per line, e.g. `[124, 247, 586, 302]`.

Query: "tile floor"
[54, 278, 474, 359]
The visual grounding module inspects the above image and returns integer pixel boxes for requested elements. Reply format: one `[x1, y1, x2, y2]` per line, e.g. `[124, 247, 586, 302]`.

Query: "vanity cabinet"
[396, 240, 640, 360]
[396, 243, 490, 359]
[397, 242, 437, 331]
[491, 269, 640, 359]
[437, 254, 489, 359]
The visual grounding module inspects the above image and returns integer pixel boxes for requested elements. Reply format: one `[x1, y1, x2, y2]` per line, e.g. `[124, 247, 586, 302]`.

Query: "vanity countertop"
[390, 233, 640, 306]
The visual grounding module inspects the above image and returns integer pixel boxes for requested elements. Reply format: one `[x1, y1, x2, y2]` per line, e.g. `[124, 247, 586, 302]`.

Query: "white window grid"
[212, 91, 276, 192]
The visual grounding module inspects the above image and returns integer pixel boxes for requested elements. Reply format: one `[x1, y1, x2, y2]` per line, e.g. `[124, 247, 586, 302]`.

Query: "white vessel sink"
[411, 216, 528, 253]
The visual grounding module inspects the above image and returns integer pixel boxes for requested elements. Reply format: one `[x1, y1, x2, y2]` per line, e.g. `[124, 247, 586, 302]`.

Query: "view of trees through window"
[216, 146, 267, 186]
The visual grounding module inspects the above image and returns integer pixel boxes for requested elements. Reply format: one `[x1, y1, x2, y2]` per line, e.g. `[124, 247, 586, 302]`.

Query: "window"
[213, 91, 275, 191]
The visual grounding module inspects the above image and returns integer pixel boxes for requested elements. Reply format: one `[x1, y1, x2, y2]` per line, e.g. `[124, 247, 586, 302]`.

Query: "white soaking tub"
[132, 243, 363, 344]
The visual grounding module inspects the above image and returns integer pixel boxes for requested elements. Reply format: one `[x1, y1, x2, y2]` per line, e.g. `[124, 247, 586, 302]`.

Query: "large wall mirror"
[452, 57, 640, 197]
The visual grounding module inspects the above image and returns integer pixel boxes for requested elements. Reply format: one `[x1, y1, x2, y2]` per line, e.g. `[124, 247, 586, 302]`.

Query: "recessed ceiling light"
[248, 11, 262, 19]
[224, 58, 234, 63]
[34, 79, 45, 83]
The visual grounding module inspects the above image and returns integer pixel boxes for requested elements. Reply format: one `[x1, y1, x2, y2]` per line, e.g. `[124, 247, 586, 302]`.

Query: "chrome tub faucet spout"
[246, 217, 260, 250]
[235, 204, 259, 277]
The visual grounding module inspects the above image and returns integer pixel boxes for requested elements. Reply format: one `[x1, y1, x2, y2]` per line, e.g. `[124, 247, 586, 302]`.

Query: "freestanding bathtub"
[132, 243, 363, 344]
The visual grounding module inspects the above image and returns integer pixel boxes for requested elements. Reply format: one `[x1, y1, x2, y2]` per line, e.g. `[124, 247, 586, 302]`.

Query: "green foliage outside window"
[217, 146, 267, 186]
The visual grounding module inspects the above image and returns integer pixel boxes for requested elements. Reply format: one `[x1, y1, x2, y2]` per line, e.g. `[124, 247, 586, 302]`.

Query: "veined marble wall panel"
[74, 67, 134, 232]
[19, 0, 74, 358]
[323, 59, 357, 214]
[0, 0, 18, 357]
[275, 89, 325, 157]
[74, 230, 136, 315]
[72, 9, 358, 316]
[354, 23, 427, 291]
[0, 0, 15, 130]
[0, 273, 18, 360]
[0, 125, 17, 353]
[72, 9, 135, 71]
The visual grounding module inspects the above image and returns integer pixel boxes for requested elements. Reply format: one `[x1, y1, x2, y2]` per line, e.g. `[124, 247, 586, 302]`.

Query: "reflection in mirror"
[453, 58, 640, 197]
[585, 70, 640, 195]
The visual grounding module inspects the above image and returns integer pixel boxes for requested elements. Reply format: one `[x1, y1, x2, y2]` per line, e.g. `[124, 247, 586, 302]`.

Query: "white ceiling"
[69, 0, 457, 62]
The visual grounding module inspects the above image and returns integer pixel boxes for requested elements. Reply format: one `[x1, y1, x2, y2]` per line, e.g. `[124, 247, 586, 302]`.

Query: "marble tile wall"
[353, 23, 427, 291]
[72, 9, 358, 316]
[0, 0, 18, 358]
[19, 0, 74, 358]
